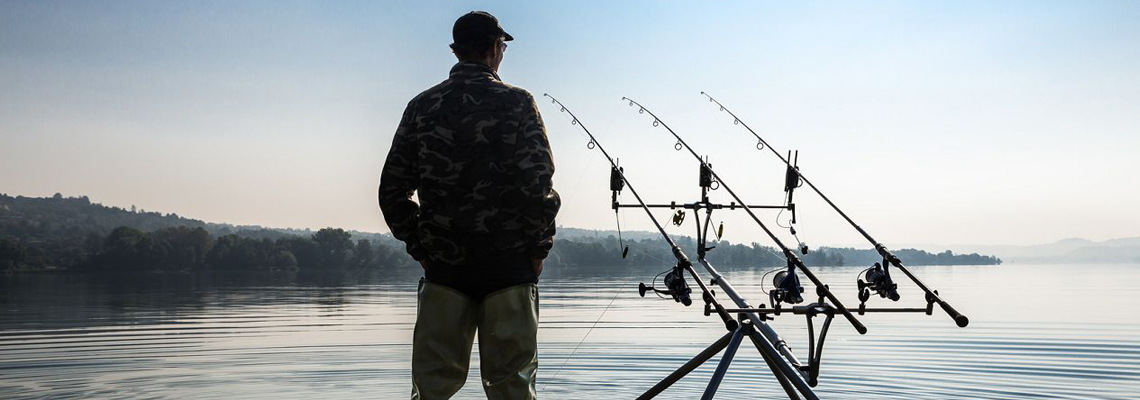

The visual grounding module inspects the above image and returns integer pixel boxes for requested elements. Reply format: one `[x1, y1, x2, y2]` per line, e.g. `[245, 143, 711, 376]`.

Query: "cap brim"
[502, 31, 514, 41]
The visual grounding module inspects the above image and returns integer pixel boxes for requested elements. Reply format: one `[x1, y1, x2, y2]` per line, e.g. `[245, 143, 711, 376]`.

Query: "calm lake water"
[2, 263, 1139, 399]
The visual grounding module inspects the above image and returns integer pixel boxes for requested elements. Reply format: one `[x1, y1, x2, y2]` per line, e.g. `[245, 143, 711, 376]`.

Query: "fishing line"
[533, 93, 972, 398]
[650, 268, 671, 300]
[540, 251, 647, 392]
[562, 101, 619, 205]
[544, 94, 861, 398]
[565, 155, 596, 205]
[622, 96, 868, 333]
[858, 266, 875, 279]
[760, 267, 781, 294]
[640, 251, 681, 300]
[617, 190, 631, 258]
[700, 91, 969, 327]
[776, 192, 792, 229]
[542, 94, 685, 392]
[614, 208, 625, 252]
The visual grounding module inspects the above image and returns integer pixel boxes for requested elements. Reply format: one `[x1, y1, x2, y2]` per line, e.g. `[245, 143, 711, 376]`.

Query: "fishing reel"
[639, 263, 693, 306]
[858, 261, 900, 303]
[769, 262, 805, 306]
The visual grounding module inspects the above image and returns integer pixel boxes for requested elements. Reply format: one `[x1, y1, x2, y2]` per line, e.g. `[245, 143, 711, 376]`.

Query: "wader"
[411, 279, 539, 400]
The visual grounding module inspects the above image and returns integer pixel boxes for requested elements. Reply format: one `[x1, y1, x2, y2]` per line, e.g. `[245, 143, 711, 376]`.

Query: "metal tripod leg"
[636, 331, 734, 400]
[746, 326, 817, 400]
[700, 324, 747, 400]
[748, 328, 802, 400]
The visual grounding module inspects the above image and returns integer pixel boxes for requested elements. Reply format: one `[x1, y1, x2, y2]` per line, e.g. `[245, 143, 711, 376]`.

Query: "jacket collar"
[449, 61, 500, 81]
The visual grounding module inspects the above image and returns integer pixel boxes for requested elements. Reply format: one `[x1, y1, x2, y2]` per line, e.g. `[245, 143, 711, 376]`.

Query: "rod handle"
[938, 298, 970, 327]
[820, 284, 867, 334]
[882, 245, 969, 328]
[844, 311, 868, 335]
[796, 256, 867, 335]
[816, 283, 867, 334]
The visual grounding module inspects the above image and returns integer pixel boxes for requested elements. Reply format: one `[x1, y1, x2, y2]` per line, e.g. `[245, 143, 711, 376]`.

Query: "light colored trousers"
[411, 279, 539, 400]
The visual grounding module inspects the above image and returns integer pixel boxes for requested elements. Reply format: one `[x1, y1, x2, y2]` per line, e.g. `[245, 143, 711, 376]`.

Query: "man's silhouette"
[379, 11, 559, 400]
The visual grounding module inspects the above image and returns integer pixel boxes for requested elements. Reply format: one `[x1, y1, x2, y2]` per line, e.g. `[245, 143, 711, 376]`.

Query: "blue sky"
[1, 1, 1137, 247]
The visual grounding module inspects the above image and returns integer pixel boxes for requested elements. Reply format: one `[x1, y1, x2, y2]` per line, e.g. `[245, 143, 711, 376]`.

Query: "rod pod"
[621, 97, 868, 335]
[700, 92, 969, 327]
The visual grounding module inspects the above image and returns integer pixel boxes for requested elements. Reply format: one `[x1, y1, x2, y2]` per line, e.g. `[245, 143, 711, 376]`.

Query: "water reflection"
[1, 264, 1139, 399]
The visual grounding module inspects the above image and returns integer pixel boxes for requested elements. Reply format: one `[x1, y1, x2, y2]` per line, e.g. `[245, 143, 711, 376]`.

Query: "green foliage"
[0, 193, 1001, 273]
[545, 235, 839, 271]
[545, 236, 997, 271]
[81, 228, 397, 272]
[0, 194, 422, 272]
[312, 228, 354, 269]
[0, 237, 27, 271]
[817, 247, 1002, 267]
[354, 240, 375, 269]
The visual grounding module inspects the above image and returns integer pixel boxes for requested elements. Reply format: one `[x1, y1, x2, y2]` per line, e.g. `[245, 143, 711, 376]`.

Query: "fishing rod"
[699, 92, 969, 328]
[621, 97, 868, 336]
[544, 94, 818, 400]
[540, 94, 734, 327]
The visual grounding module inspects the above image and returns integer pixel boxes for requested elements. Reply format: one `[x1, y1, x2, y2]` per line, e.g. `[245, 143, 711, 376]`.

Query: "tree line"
[0, 193, 1001, 272]
[82, 226, 405, 272]
[1, 226, 849, 273]
[547, 235, 845, 271]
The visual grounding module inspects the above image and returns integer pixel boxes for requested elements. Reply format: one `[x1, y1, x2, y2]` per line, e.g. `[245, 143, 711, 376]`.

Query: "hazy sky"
[1, 1, 1137, 247]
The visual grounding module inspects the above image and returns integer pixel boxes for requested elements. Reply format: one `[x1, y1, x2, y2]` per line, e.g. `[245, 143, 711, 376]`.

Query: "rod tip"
[955, 315, 970, 328]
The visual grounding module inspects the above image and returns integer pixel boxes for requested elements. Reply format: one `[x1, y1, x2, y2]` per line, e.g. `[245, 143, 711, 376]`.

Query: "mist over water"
[2, 263, 1138, 399]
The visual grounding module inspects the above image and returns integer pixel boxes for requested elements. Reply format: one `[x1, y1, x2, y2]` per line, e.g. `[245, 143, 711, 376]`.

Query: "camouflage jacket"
[379, 61, 560, 266]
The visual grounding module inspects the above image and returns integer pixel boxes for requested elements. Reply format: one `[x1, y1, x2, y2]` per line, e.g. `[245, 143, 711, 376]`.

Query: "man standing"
[379, 11, 559, 400]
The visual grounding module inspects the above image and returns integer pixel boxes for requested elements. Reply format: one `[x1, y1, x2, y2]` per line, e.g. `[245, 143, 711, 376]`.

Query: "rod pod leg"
[746, 324, 819, 400]
[636, 331, 734, 400]
[700, 324, 748, 399]
[746, 325, 802, 400]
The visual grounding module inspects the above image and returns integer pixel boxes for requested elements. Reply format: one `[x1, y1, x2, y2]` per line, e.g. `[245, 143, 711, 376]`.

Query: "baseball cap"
[453, 11, 513, 44]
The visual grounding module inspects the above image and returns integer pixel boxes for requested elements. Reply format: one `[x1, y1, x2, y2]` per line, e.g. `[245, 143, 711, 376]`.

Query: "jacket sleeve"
[515, 93, 561, 259]
[379, 101, 428, 261]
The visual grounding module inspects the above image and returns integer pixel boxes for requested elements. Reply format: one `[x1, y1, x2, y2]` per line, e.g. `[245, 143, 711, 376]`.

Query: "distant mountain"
[1103, 237, 1140, 247]
[937, 237, 1140, 264]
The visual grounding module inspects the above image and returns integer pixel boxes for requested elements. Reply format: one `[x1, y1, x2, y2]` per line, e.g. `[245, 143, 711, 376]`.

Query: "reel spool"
[639, 264, 693, 306]
[857, 261, 900, 304]
[769, 266, 805, 306]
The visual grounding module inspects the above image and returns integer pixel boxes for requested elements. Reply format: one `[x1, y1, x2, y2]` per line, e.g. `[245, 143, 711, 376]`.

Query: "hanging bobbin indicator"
[672, 210, 686, 226]
[610, 162, 630, 258]
[788, 226, 809, 255]
[702, 91, 970, 328]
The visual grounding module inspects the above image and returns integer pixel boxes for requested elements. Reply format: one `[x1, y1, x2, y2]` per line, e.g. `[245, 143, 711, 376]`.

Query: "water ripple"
[2, 264, 1139, 399]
